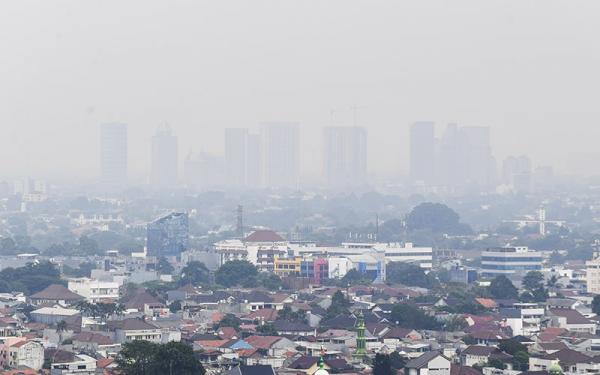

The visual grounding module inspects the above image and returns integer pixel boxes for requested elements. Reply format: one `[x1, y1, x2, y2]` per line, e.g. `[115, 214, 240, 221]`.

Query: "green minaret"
[353, 310, 367, 360]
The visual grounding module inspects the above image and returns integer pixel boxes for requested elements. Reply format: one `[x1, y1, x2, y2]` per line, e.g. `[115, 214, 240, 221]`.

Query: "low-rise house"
[273, 320, 315, 336]
[547, 309, 596, 334]
[404, 351, 451, 375]
[529, 348, 598, 374]
[245, 335, 296, 357]
[29, 284, 85, 306]
[460, 346, 513, 368]
[0, 339, 44, 371]
[30, 306, 80, 325]
[106, 318, 163, 343]
[50, 354, 97, 375]
[226, 364, 276, 375]
[287, 356, 353, 374]
[72, 331, 115, 351]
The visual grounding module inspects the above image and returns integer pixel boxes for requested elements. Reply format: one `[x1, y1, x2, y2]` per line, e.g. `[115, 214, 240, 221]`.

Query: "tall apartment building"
[100, 123, 127, 184]
[150, 126, 178, 187]
[409, 121, 436, 185]
[586, 253, 600, 294]
[224, 128, 262, 187]
[323, 126, 367, 189]
[261, 122, 300, 188]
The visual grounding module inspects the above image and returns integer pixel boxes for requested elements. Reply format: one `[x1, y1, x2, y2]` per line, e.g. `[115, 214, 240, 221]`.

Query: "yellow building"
[274, 256, 302, 277]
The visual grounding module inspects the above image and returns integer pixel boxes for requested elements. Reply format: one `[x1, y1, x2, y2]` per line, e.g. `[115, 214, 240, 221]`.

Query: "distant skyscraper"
[100, 123, 127, 184]
[261, 122, 300, 188]
[503, 155, 532, 193]
[323, 126, 367, 188]
[246, 133, 263, 188]
[435, 124, 497, 191]
[150, 126, 178, 187]
[147, 212, 189, 257]
[184, 152, 225, 189]
[461, 126, 496, 188]
[409, 121, 435, 184]
[225, 128, 249, 186]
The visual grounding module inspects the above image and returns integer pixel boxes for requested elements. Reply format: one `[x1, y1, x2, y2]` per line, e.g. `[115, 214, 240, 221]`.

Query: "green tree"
[498, 339, 527, 356]
[216, 314, 241, 330]
[387, 262, 436, 288]
[512, 351, 530, 371]
[325, 290, 351, 319]
[406, 202, 471, 234]
[391, 303, 440, 330]
[116, 340, 158, 375]
[215, 260, 258, 288]
[157, 257, 174, 275]
[179, 261, 209, 286]
[341, 269, 373, 286]
[55, 320, 68, 344]
[373, 353, 394, 375]
[169, 300, 182, 313]
[489, 275, 518, 299]
[522, 271, 544, 291]
[258, 273, 283, 290]
[256, 323, 278, 335]
[150, 341, 206, 375]
[389, 351, 406, 370]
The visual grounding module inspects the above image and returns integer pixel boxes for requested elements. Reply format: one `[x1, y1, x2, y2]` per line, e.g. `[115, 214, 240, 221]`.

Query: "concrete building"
[51, 354, 97, 375]
[0, 339, 44, 371]
[323, 126, 367, 189]
[480, 246, 542, 278]
[67, 278, 120, 303]
[586, 252, 600, 294]
[150, 126, 178, 187]
[261, 122, 300, 188]
[147, 212, 189, 258]
[410, 121, 436, 185]
[100, 123, 127, 184]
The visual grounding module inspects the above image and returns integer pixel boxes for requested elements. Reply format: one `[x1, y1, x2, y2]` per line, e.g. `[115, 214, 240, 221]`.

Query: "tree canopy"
[406, 202, 471, 234]
[215, 260, 258, 288]
[489, 275, 518, 299]
[0, 261, 63, 294]
[386, 262, 436, 288]
[391, 303, 440, 330]
[116, 340, 205, 375]
[179, 261, 209, 286]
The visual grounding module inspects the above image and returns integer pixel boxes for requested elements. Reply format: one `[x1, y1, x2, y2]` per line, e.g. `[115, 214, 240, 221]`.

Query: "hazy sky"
[1, 1, 600, 180]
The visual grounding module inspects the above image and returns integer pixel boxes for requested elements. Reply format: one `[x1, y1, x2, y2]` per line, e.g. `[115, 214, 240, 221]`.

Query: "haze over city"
[2, 1, 600, 181]
[4, 2, 600, 375]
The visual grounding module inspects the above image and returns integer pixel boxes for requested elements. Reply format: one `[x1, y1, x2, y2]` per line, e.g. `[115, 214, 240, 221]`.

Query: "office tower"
[323, 126, 367, 188]
[246, 133, 263, 188]
[409, 122, 435, 184]
[461, 126, 496, 188]
[437, 123, 468, 187]
[100, 123, 128, 184]
[184, 152, 225, 190]
[146, 212, 189, 257]
[225, 128, 249, 186]
[503, 155, 532, 193]
[261, 122, 300, 188]
[150, 126, 178, 187]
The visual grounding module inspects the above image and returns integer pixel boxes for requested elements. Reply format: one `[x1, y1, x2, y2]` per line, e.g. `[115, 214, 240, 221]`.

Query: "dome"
[314, 369, 330, 375]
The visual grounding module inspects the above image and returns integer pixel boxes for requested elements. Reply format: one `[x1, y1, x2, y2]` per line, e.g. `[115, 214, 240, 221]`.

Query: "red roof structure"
[244, 230, 284, 243]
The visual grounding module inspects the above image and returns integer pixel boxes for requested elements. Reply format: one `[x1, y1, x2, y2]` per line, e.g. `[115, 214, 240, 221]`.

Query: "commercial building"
[261, 122, 300, 188]
[323, 126, 367, 189]
[586, 252, 600, 294]
[67, 278, 120, 303]
[147, 212, 189, 258]
[100, 123, 127, 184]
[224, 128, 263, 188]
[410, 121, 435, 185]
[150, 126, 178, 187]
[480, 246, 542, 278]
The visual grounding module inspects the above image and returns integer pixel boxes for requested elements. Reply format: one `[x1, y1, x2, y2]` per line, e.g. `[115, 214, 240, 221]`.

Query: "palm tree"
[56, 320, 68, 345]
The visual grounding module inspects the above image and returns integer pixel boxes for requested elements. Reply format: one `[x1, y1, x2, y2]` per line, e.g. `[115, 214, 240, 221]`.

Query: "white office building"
[68, 278, 120, 303]
[481, 246, 542, 278]
[586, 252, 600, 294]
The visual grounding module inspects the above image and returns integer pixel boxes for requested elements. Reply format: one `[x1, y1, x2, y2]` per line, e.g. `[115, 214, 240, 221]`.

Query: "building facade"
[147, 212, 189, 258]
[100, 123, 128, 184]
[481, 246, 542, 278]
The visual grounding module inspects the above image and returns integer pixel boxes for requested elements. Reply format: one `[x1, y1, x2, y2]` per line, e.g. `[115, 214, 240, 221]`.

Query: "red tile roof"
[245, 335, 282, 349]
[244, 230, 284, 243]
[30, 284, 84, 301]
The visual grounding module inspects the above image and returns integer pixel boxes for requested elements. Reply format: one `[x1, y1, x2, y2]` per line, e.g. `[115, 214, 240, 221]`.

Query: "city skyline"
[3, 1, 600, 180]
